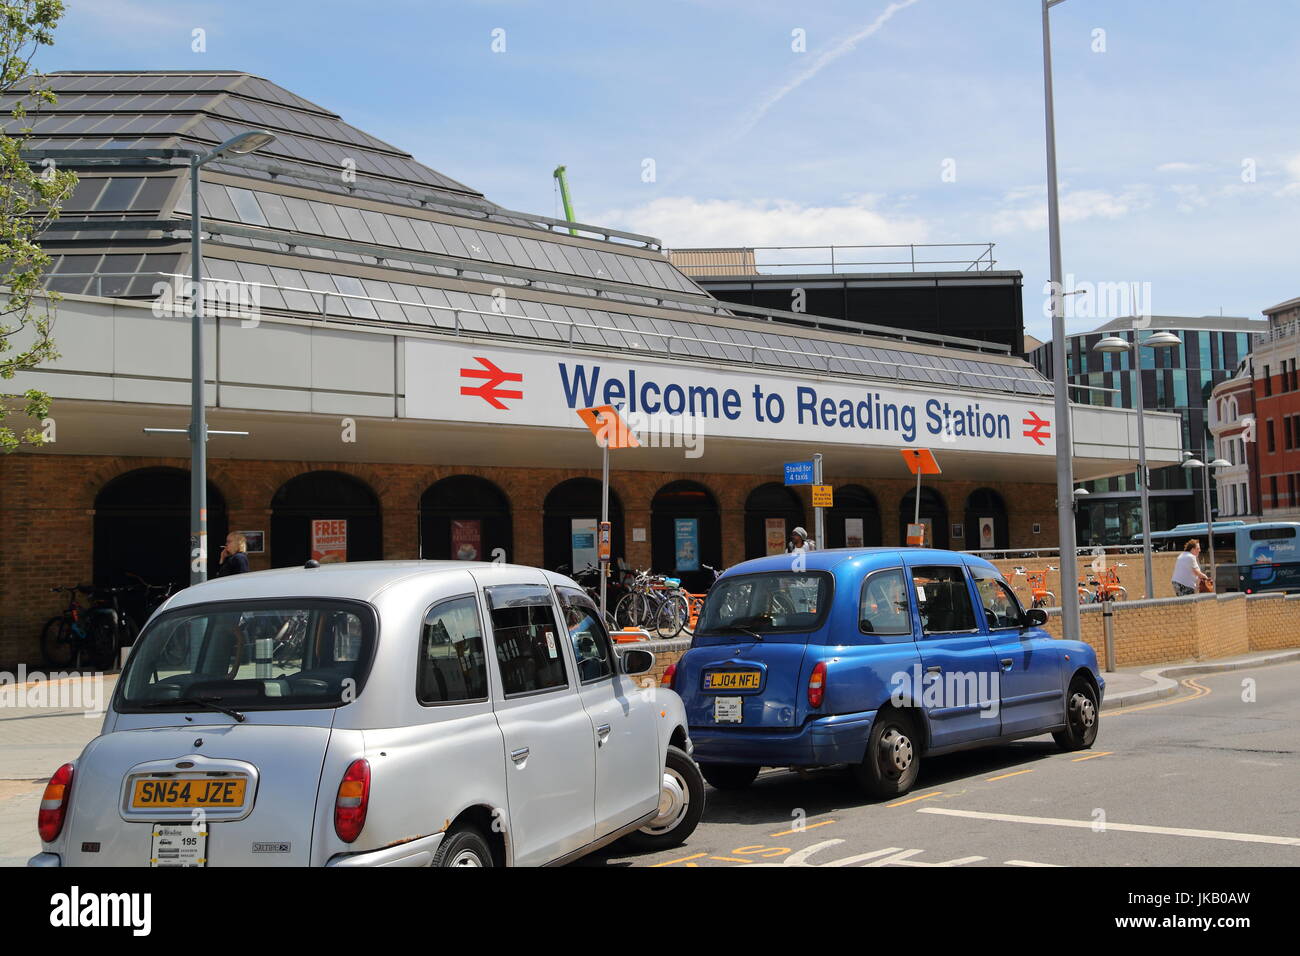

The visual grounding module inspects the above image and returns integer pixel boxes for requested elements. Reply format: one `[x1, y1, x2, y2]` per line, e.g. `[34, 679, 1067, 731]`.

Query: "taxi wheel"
[700, 763, 760, 791]
[432, 824, 495, 867]
[621, 745, 705, 853]
[1053, 677, 1099, 751]
[853, 710, 921, 799]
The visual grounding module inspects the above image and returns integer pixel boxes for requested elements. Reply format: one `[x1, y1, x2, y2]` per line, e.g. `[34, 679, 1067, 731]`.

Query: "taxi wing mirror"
[621, 649, 655, 676]
[1022, 608, 1048, 629]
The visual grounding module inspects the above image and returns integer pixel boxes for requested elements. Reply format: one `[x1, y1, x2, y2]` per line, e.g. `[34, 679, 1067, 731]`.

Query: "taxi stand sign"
[901, 449, 942, 547]
[577, 406, 639, 619]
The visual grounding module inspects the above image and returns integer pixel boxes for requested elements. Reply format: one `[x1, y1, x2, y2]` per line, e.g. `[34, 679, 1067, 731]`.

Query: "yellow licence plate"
[704, 670, 761, 691]
[132, 777, 247, 809]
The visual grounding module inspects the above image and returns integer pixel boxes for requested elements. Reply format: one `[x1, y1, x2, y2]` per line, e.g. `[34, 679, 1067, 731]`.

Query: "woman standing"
[218, 532, 251, 576]
[1171, 538, 1211, 596]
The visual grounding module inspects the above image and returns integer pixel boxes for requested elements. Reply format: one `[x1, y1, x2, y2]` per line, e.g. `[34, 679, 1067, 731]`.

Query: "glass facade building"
[1030, 318, 1267, 544]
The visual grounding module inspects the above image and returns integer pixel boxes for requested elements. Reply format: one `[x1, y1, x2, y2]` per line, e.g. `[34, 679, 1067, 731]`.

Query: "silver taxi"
[29, 561, 702, 867]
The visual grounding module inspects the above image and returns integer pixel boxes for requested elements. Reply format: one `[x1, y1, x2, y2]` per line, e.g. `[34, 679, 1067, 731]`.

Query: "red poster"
[451, 519, 482, 561]
[311, 519, 348, 564]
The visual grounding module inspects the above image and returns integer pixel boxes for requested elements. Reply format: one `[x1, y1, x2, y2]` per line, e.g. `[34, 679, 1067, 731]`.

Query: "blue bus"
[1136, 521, 1300, 593]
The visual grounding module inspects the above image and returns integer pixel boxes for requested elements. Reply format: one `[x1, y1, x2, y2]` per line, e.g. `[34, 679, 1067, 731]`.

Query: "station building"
[0, 71, 1181, 665]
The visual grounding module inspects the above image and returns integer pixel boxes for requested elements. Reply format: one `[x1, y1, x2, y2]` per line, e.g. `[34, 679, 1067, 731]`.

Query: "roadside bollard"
[1102, 600, 1116, 673]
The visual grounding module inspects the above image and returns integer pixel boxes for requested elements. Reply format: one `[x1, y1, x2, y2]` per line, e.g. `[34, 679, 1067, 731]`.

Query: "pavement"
[0, 650, 1297, 867]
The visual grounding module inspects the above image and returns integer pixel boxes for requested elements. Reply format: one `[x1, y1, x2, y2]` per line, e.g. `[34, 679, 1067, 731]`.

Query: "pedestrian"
[788, 526, 817, 553]
[218, 532, 251, 576]
[1171, 538, 1210, 596]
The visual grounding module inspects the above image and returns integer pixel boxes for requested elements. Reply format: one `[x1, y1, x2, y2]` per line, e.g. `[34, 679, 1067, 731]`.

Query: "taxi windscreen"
[695, 572, 831, 640]
[117, 600, 376, 711]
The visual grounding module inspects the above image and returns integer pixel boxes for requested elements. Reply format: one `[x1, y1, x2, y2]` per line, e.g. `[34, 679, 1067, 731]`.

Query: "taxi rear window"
[116, 599, 376, 712]
[695, 571, 831, 639]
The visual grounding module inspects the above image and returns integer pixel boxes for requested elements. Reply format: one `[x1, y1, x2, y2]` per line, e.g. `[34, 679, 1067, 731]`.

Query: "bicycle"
[1011, 567, 1056, 608]
[615, 570, 691, 638]
[41, 585, 118, 670]
[1086, 564, 1128, 602]
[556, 563, 621, 633]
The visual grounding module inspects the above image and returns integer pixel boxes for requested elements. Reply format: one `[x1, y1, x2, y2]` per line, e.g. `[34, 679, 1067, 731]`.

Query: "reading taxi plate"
[704, 670, 761, 691]
[132, 777, 246, 809]
[714, 696, 743, 723]
[151, 824, 207, 867]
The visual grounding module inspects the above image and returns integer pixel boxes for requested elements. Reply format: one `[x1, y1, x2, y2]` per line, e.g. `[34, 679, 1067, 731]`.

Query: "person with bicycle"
[218, 532, 251, 576]
[1172, 538, 1211, 596]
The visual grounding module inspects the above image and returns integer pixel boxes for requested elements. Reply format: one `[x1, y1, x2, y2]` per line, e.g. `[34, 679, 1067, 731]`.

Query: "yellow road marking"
[986, 769, 1035, 781]
[887, 790, 942, 808]
[709, 856, 753, 863]
[1071, 750, 1113, 762]
[1111, 677, 1211, 716]
[770, 819, 837, 837]
[651, 852, 706, 867]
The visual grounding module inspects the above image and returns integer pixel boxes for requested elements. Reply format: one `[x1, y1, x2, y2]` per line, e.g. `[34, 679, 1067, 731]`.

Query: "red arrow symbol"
[459, 356, 523, 410]
[1022, 410, 1052, 446]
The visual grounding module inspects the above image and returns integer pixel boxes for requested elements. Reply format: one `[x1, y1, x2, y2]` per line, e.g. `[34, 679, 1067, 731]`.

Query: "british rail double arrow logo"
[1022, 410, 1051, 446]
[459, 356, 523, 410]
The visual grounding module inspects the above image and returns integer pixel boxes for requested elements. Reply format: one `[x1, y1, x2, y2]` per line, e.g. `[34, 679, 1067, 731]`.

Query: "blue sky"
[46, 0, 1300, 340]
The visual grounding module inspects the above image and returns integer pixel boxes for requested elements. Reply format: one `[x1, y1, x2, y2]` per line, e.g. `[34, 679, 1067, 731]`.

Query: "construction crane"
[552, 165, 578, 236]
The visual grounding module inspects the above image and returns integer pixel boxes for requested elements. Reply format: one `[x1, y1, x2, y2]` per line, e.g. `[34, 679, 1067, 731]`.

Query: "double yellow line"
[1110, 676, 1212, 716]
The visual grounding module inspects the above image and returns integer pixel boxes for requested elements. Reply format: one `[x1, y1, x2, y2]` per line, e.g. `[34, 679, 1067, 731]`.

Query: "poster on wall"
[451, 519, 482, 561]
[674, 518, 699, 571]
[571, 518, 598, 571]
[844, 518, 865, 549]
[979, 516, 996, 550]
[311, 519, 347, 564]
[240, 531, 265, 554]
[765, 518, 786, 556]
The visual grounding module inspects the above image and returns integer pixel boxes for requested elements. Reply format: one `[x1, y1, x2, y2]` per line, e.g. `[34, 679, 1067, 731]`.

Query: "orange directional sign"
[900, 448, 941, 476]
[577, 405, 640, 449]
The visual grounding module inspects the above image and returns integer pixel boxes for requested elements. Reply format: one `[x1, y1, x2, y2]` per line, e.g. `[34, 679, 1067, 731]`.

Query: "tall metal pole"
[1043, 0, 1081, 640]
[1203, 457, 1216, 573]
[813, 453, 825, 549]
[599, 441, 609, 620]
[189, 155, 208, 586]
[1132, 336, 1155, 598]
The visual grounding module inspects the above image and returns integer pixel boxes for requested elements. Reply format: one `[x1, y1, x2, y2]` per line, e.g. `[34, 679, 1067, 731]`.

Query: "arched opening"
[899, 487, 949, 549]
[651, 480, 721, 591]
[93, 467, 228, 622]
[270, 471, 382, 567]
[744, 483, 805, 559]
[419, 475, 512, 562]
[964, 488, 1009, 553]
[824, 484, 883, 549]
[543, 477, 623, 572]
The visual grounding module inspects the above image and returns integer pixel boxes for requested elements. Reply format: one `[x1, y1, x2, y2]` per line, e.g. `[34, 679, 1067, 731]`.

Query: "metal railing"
[669, 242, 999, 276]
[1262, 320, 1299, 343]
[45, 270, 1052, 396]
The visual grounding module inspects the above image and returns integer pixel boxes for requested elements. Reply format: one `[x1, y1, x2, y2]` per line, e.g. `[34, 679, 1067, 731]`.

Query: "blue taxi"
[667, 549, 1103, 797]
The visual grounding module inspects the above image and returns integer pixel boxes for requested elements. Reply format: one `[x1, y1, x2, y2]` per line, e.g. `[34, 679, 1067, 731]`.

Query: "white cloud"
[1155, 161, 1203, 173]
[990, 185, 1153, 234]
[1169, 183, 1209, 214]
[597, 195, 931, 249]
[1278, 154, 1300, 197]
[65, 0, 210, 39]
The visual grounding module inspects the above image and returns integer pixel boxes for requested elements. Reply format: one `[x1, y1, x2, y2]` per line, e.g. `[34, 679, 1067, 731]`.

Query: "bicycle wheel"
[655, 594, 690, 639]
[40, 617, 76, 669]
[614, 592, 644, 630]
[88, 616, 120, 670]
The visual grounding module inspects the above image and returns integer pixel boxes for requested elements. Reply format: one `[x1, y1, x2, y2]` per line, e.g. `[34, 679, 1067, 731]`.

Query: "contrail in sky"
[666, 0, 923, 186]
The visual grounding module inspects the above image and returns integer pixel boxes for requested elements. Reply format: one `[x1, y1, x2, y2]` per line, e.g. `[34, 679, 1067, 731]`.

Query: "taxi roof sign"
[577, 405, 640, 449]
[900, 448, 941, 476]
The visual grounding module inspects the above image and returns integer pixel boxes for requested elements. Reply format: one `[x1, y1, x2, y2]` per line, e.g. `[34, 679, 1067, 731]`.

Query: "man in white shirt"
[788, 526, 817, 553]
[1172, 539, 1211, 596]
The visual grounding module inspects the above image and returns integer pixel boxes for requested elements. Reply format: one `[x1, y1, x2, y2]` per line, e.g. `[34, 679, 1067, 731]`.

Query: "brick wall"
[0, 449, 1066, 666]
[1041, 590, 1297, 667]
[989, 551, 1183, 604]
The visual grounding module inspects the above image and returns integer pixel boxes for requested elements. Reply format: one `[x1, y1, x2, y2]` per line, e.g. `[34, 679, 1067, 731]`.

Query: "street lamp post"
[1095, 329, 1181, 598]
[188, 130, 277, 586]
[1042, 0, 1081, 640]
[1182, 452, 1232, 580]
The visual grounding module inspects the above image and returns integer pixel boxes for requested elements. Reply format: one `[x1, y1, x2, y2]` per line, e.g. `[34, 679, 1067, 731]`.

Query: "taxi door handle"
[596, 724, 611, 746]
[925, 665, 942, 676]
[510, 747, 529, 763]
[1000, 658, 1014, 671]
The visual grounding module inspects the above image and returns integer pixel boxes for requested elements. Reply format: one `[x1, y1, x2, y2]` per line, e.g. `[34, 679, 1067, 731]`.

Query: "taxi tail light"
[662, 663, 676, 689]
[808, 662, 827, 708]
[334, 759, 370, 843]
[37, 763, 75, 843]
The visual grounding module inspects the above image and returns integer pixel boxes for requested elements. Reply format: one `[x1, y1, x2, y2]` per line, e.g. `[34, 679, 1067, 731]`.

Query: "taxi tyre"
[621, 745, 705, 853]
[1053, 676, 1099, 752]
[852, 709, 921, 799]
[700, 763, 761, 791]
[432, 824, 495, 867]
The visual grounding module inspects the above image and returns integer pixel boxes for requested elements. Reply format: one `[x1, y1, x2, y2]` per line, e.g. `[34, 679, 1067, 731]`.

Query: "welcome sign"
[405, 339, 1057, 456]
